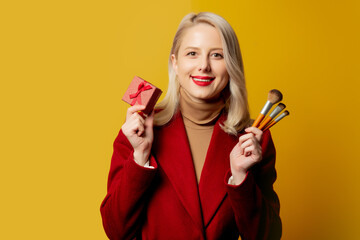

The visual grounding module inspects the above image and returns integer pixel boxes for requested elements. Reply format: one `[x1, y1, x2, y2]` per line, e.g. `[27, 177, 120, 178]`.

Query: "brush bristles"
[277, 103, 286, 110]
[268, 89, 283, 104]
[284, 110, 289, 116]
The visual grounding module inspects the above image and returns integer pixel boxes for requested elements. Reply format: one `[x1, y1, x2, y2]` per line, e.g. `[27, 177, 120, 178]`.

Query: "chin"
[197, 94, 218, 101]
[193, 91, 212, 99]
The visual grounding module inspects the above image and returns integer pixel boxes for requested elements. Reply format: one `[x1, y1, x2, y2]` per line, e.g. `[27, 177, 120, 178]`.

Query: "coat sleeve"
[100, 129, 158, 240]
[224, 130, 282, 240]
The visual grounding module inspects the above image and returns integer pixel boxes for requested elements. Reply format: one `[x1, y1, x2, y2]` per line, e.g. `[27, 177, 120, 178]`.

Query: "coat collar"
[153, 111, 239, 230]
[198, 113, 239, 227]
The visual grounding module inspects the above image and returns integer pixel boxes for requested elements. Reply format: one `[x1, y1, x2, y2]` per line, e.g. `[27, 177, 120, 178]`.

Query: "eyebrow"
[183, 47, 224, 51]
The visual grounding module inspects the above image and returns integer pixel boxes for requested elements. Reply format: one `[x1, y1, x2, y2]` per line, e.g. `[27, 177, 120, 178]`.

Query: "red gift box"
[122, 76, 162, 115]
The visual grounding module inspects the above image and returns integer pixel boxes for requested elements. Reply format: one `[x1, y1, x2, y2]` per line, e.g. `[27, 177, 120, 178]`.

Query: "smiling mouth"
[191, 76, 215, 81]
[191, 76, 215, 86]
[192, 78, 213, 82]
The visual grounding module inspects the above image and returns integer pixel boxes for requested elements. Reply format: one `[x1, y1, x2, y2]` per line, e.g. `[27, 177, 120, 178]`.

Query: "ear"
[171, 54, 178, 74]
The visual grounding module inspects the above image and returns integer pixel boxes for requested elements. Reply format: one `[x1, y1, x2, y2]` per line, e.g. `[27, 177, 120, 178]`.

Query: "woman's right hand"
[121, 105, 154, 166]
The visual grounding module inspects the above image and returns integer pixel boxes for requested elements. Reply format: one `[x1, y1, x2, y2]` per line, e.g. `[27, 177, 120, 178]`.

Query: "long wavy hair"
[154, 12, 250, 135]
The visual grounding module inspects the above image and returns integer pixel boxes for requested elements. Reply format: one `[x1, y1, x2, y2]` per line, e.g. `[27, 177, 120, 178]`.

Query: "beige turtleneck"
[179, 88, 225, 183]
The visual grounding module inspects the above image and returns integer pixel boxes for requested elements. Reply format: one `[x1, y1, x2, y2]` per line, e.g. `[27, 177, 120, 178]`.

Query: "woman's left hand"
[229, 127, 263, 185]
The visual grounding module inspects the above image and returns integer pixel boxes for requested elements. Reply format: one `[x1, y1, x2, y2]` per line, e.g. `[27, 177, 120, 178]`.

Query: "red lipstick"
[191, 75, 215, 86]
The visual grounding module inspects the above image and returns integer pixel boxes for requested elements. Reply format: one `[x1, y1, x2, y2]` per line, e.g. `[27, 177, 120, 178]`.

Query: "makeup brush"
[252, 89, 283, 128]
[262, 110, 290, 131]
[258, 103, 286, 130]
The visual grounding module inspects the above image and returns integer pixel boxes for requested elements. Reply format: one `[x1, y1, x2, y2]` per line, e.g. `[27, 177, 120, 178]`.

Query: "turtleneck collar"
[179, 87, 226, 125]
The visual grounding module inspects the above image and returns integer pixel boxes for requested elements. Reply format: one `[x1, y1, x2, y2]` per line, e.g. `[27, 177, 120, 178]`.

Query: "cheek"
[218, 78, 229, 92]
[216, 68, 230, 89]
[178, 60, 195, 75]
[213, 62, 228, 77]
[221, 64, 229, 77]
[218, 69, 229, 83]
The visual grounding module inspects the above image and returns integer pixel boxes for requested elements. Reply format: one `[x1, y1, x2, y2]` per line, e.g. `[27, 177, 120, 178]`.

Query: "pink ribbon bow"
[129, 81, 152, 105]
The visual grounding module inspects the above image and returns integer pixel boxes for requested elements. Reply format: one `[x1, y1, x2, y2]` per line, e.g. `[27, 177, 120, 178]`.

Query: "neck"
[179, 87, 225, 125]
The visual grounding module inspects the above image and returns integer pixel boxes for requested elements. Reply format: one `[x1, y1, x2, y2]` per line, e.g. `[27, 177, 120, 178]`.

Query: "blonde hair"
[154, 12, 250, 135]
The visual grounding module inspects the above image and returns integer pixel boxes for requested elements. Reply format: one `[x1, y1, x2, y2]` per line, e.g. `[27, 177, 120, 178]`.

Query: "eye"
[211, 53, 224, 58]
[186, 51, 196, 56]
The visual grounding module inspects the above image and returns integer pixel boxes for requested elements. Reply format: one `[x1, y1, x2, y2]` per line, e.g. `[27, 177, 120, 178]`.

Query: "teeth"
[192, 77, 213, 82]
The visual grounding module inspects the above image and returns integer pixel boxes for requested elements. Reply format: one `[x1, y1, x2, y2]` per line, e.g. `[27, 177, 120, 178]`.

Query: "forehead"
[179, 23, 223, 50]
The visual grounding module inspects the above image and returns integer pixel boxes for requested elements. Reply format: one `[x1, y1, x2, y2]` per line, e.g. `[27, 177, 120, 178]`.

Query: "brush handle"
[253, 100, 274, 128]
[269, 104, 285, 118]
[263, 121, 277, 131]
[260, 101, 273, 115]
[263, 111, 289, 131]
[259, 116, 273, 130]
[252, 113, 265, 127]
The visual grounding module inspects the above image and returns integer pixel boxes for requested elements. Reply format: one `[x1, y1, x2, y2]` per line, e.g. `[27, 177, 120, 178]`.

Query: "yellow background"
[1, 0, 359, 239]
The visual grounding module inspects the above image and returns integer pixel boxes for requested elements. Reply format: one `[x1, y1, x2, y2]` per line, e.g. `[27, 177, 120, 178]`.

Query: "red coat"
[100, 112, 282, 240]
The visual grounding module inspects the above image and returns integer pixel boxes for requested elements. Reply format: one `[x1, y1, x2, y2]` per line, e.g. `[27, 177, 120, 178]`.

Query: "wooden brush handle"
[263, 121, 277, 131]
[252, 114, 265, 128]
[259, 116, 273, 130]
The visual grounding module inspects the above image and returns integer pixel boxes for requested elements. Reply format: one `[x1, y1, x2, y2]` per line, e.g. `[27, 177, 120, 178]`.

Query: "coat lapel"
[153, 112, 204, 232]
[199, 114, 239, 227]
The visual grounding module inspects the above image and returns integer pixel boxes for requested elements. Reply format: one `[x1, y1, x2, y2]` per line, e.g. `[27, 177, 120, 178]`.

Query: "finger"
[245, 127, 263, 142]
[244, 145, 255, 157]
[127, 113, 145, 131]
[247, 144, 262, 156]
[137, 124, 145, 136]
[128, 119, 143, 134]
[138, 111, 147, 119]
[126, 105, 146, 119]
[238, 142, 245, 155]
[145, 110, 154, 128]
[239, 132, 254, 144]
[144, 110, 154, 139]
[134, 113, 145, 125]
[240, 138, 255, 150]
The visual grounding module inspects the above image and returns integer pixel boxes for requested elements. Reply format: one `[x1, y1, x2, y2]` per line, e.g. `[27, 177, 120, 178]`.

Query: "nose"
[198, 56, 211, 72]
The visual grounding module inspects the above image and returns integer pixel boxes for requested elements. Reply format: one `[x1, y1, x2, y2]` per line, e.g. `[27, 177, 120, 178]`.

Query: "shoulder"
[153, 111, 183, 138]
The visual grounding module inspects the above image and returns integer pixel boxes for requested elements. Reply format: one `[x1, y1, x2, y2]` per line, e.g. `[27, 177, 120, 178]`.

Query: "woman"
[101, 12, 282, 240]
